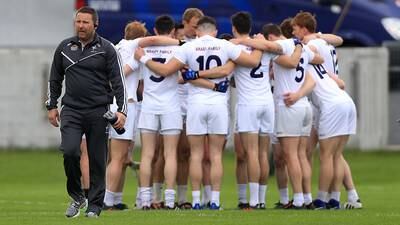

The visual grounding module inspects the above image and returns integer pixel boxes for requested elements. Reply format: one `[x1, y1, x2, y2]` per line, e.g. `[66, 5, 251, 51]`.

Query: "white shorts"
[236, 104, 274, 134]
[275, 104, 312, 137]
[318, 100, 357, 139]
[138, 110, 182, 133]
[186, 104, 229, 135]
[109, 102, 139, 140]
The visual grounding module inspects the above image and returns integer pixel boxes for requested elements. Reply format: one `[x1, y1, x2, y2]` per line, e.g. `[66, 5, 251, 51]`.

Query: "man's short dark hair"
[219, 33, 233, 40]
[76, 6, 98, 26]
[231, 11, 252, 34]
[175, 22, 184, 30]
[155, 15, 175, 35]
[280, 18, 294, 38]
[197, 16, 217, 28]
[261, 23, 282, 39]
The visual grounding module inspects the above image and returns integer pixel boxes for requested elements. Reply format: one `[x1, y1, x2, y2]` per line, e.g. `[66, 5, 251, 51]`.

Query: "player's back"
[308, 38, 339, 76]
[175, 35, 241, 105]
[141, 44, 180, 113]
[272, 38, 314, 107]
[234, 43, 274, 105]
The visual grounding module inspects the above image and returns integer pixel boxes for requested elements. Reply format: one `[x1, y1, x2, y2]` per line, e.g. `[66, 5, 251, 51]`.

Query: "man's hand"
[213, 79, 230, 93]
[113, 112, 126, 130]
[134, 47, 145, 61]
[253, 33, 266, 40]
[48, 109, 60, 127]
[182, 69, 199, 81]
[283, 92, 301, 107]
[293, 38, 303, 47]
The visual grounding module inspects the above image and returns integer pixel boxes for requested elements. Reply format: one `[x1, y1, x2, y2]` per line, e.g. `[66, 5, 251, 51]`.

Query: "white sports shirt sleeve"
[115, 38, 141, 102]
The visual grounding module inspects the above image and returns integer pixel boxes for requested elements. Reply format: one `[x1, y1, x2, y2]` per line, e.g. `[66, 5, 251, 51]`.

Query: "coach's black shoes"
[65, 198, 87, 218]
[237, 202, 250, 210]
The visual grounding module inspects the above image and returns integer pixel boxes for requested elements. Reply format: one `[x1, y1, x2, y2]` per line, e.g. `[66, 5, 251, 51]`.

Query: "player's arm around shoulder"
[134, 47, 185, 77]
[275, 39, 303, 68]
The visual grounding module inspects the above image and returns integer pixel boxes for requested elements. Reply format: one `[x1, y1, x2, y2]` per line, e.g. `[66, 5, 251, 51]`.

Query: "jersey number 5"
[150, 58, 166, 82]
[295, 58, 304, 83]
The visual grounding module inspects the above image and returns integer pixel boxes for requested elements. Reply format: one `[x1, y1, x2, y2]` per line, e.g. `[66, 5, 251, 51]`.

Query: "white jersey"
[308, 38, 339, 76]
[115, 38, 141, 101]
[140, 45, 180, 114]
[234, 43, 275, 105]
[272, 39, 315, 106]
[307, 39, 351, 109]
[174, 35, 241, 104]
[309, 64, 352, 109]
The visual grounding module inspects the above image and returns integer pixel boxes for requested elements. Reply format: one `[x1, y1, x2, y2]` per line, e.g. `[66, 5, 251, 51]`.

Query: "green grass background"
[0, 149, 399, 225]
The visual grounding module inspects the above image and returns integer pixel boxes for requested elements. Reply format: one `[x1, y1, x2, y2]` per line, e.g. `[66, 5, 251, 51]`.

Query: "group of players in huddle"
[98, 7, 363, 211]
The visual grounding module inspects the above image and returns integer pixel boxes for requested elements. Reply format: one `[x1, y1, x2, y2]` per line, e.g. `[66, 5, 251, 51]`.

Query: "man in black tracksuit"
[46, 7, 127, 218]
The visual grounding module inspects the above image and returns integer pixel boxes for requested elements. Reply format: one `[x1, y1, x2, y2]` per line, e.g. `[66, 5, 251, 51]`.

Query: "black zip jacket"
[46, 34, 127, 115]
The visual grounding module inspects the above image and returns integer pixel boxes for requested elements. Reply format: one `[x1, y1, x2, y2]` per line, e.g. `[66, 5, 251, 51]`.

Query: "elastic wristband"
[178, 40, 186, 46]
[140, 55, 150, 64]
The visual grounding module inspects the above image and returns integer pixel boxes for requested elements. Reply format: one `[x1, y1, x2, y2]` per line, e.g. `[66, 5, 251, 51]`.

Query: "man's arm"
[135, 47, 184, 76]
[234, 36, 283, 54]
[283, 71, 315, 106]
[107, 44, 127, 129]
[46, 43, 64, 127]
[188, 79, 230, 93]
[328, 71, 346, 89]
[274, 44, 303, 68]
[197, 61, 235, 79]
[304, 33, 343, 47]
[138, 36, 180, 48]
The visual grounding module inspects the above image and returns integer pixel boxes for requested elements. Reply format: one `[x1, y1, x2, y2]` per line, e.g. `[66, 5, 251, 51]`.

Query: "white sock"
[192, 190, 201, 205]
[293, 192, 304, 207]
[152, 183, 163, 203]
[303, 193, 312, 205]
[164, 189, 176, 208]
[202, 185, 212, 205]
[347, 189, 359, 203]
[114, 192, 123, 205]
[211, 191, 220, 206]
[177, 185, 188, 204]
[317, 191, 329, 202]
[249, 182, 259, 207]
[135, 187, 142, 208]
[259, 185, 267, 204]
[330, 191, 341, 202]
[104, 190, 115, 206]
[237, 184, 247, 203]
[279, 188, 289, 204]
[140, 187, 152, 207]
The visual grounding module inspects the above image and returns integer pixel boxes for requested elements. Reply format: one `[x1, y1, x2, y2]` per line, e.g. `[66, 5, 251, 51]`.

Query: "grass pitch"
[0, 149, 399, 225]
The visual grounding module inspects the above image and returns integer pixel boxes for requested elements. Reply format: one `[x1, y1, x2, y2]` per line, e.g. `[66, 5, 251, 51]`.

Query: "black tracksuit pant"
[60, 105, 108, 214]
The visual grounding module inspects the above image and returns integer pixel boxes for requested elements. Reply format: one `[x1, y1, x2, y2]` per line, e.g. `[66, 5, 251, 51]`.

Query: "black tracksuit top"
[46, 34, 127, 115]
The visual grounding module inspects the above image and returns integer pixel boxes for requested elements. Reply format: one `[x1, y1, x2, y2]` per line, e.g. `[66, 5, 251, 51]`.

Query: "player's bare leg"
[162, 133, 179, 209]
[139, 132, 158, 209]
[298, 136, 313, 207]
[240, 132, 260, 208]
[151, 136, 164, 209]
[188, 135, 205, 207]
[176, 125, 191, 209]
[208, 134, 225, 208]
[234, 133, 248, 209]
[258, 134, 270, 209]
[273, 143, 289, 207]
[315, 136, 341, 208]
[80, 139, 90, 198]
[280, 137, 304, 207]
[342, 155, 362, 209]
[330, 135, 349, 209]
[104, 139, 130, 209]
[201, 136, 212, 207]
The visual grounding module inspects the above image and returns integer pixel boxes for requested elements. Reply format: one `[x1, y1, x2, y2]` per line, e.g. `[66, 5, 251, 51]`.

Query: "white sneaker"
[343, 199, 363, 209]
